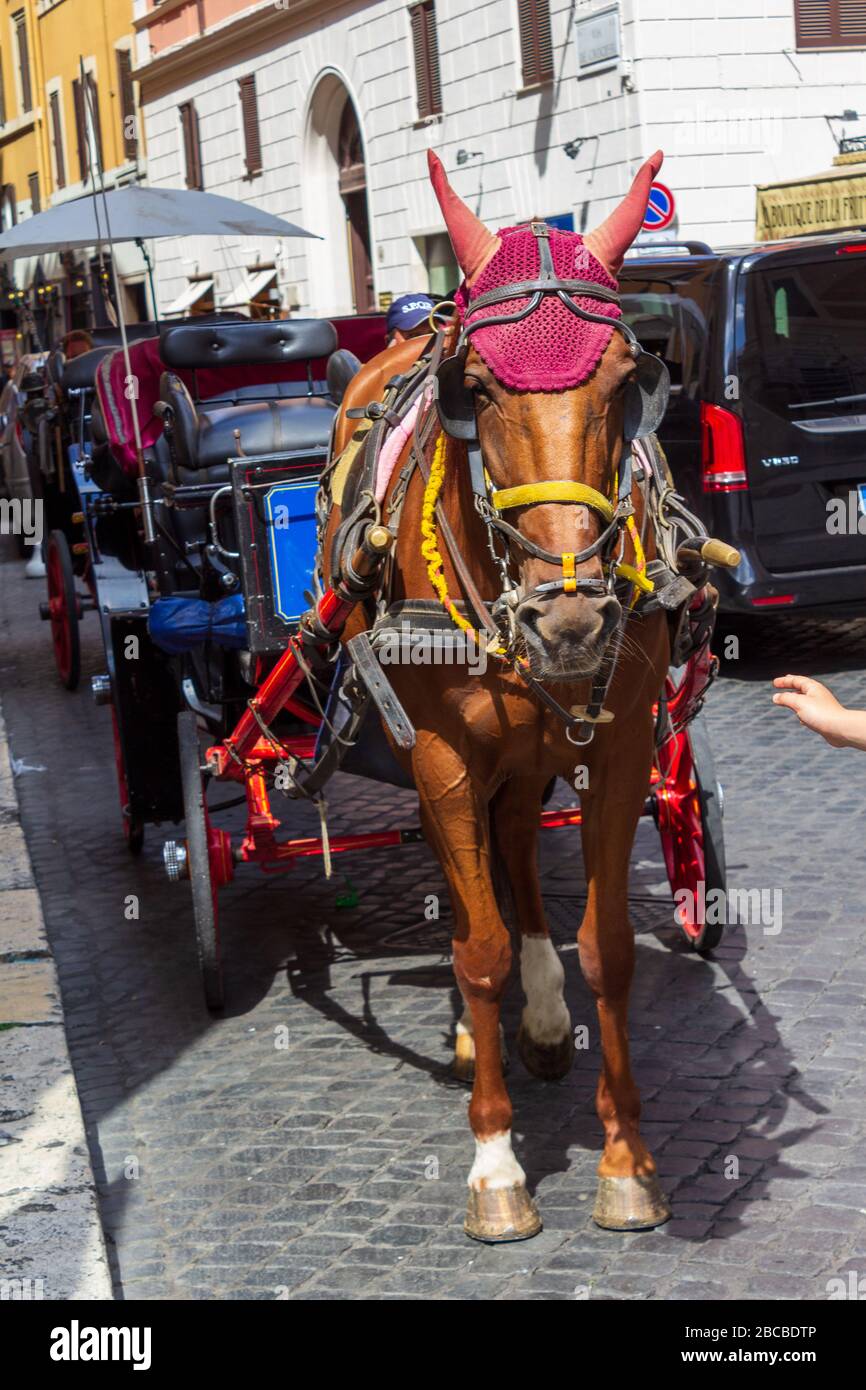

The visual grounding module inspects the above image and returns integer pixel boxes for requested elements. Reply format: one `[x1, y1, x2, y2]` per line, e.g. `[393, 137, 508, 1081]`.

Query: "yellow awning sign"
[756, 164, 866, 241]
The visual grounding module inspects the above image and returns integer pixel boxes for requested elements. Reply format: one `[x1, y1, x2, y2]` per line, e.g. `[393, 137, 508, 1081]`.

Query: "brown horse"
[325, 151, 673, 1240]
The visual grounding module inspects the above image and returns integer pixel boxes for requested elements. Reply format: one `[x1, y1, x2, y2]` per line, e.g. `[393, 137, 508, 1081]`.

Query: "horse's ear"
[428, 149, 501, 285]
[584, 151, 664, 277]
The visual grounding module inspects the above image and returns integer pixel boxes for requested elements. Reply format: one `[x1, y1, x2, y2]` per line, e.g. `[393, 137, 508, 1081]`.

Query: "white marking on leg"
[520, 935, 571, 1046]
[468, 1132, 526, 1191]
[456, 1007, 473, 1041]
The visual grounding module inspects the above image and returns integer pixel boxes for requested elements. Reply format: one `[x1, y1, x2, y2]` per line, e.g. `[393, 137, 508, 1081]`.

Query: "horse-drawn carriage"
[31, 298, 730, 986]
[28, 146, 739, 1240]
[31, 312, 380, 849]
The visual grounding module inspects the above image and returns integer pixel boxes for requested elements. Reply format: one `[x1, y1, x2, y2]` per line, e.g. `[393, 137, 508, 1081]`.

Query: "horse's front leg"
[415, 739, 541, 1242]
[579, 725, 672, 1231]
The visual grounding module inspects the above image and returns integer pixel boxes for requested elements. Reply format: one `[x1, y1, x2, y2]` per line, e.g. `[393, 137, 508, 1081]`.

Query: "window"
[49, 89, 65, 188]
[179, 101, 203, 189]
[238, 74, 262, 177]
[72, 78, 87, 180]
[116, 48, 137, 162]
[517, 0, 554, 86]
[1, 184, 16, 231]
[740, 262, 866, 417]
[409, 2, 442, 119]
[13, 10, 31, 113]
[794, 0, 866, 47]
[86, 75, 103, 171]
[618, 270, 713, 400]
[28, 171, 39, 212]
[72, 74, 103, 182]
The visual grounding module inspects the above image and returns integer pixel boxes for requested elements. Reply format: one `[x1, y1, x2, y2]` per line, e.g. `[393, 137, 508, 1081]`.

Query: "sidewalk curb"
[0, 702, 113, 1301]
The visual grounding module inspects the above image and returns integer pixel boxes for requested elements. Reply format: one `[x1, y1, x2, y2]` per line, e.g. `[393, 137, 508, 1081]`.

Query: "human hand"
[772, 675, 853, 747]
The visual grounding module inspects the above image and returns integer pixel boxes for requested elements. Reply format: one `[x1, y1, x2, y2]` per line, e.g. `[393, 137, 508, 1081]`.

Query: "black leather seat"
[157, 371, 335, 473]
[60, 346, 114, 393]
[196, 398, 334, 469]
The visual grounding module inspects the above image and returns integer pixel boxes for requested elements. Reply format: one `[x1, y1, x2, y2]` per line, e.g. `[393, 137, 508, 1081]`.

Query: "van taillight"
[701, 403, 748, 493]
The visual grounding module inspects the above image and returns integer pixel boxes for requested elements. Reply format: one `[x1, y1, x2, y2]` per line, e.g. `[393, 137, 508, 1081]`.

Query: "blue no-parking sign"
[642, 182, 675, 232]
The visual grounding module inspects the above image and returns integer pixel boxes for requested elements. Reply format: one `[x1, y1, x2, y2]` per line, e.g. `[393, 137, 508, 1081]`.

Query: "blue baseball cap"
[386, 293, 435, 335]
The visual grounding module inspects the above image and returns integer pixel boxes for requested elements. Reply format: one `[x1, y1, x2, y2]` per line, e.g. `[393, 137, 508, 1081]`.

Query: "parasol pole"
[79, 60, 155, 542]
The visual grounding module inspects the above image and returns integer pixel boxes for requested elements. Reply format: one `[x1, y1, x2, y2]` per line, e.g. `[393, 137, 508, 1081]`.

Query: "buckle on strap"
[562, 551, 577, 593]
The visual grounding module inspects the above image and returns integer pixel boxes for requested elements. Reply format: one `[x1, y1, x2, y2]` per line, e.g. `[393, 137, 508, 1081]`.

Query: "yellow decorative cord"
[421, 433, 508, 657]
[610, 467, 653, 609]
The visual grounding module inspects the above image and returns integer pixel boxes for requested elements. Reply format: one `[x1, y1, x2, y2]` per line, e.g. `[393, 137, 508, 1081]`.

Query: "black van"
[619, 232, 866, 616]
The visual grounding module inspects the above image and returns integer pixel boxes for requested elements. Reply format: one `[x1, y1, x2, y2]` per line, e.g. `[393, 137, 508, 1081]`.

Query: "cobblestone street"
[2, 538, 866, 1300]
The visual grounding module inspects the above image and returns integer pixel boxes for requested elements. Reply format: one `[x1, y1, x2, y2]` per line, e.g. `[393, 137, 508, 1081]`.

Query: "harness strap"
[465, 277, 621, 315]
[490, 481, 615, 523]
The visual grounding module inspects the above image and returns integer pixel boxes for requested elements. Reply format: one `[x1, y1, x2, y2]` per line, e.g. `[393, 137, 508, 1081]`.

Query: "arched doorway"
[337, 101, 374, 313]
[303, 74, 375, 316]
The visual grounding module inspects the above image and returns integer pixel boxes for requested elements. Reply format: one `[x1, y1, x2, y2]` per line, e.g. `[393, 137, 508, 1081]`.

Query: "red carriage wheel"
[109, 706, 144, 855]
[176, 711, 233, 1011]
[654, 711, 726, 953]
[45, 530, 81, 690]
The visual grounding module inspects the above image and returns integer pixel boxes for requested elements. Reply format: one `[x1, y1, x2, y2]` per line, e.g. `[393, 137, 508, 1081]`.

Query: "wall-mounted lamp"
[564, 134, 600, 162]
[456, 148, 484, 166]
[825, 111, 861, 149]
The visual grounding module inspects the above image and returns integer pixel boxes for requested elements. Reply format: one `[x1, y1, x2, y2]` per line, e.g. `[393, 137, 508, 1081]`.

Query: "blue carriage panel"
[264, 478, 320, 627]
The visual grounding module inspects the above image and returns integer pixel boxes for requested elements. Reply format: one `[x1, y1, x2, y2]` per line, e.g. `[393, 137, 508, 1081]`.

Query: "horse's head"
[429, 148, 665, 681]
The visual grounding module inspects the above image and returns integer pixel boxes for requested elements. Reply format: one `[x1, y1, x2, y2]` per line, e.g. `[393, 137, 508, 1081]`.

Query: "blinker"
[623, 351, 670, 442]
[435, 353, 477, 441]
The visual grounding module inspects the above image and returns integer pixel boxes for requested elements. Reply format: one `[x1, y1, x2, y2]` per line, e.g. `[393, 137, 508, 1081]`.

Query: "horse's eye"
[465, 377, 492, 408]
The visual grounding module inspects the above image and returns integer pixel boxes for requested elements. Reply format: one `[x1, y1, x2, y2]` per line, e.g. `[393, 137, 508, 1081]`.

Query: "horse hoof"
[464, 1185, 542, 1243]
[517, 1022, 574, 1081]
[592, 1175, 671, 1232]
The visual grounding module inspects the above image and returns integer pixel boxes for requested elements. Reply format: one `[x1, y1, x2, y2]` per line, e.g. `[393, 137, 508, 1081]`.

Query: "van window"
[739, 258, 866, 419]
[618, 269, 712, 398]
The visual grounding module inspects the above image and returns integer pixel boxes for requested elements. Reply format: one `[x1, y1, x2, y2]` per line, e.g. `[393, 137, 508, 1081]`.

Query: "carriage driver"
[385, 293, 437, 347]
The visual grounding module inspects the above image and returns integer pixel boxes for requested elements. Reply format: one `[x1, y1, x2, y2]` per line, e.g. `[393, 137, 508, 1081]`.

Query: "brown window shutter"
[238, 74, 262, 176]
[72, 78, 88, 181]
[517, 0, 554, 86]
[117, 49, 138, 161]
[86, 74, 103, 172]
[180, 101, 203, 189]
[15, 12, 32, 113]
[795, 0, 866, 46]
[50, 90, 66, 188]
[28, 171, 39, 213]
[410, 2, 442, 120]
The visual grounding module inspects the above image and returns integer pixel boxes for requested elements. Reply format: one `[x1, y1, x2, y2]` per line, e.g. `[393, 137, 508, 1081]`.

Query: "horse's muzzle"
[516, 591, 621, 681]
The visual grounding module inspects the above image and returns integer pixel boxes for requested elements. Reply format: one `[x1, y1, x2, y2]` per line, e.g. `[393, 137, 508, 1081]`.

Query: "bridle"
[435, 221, 669, 597]
[429, 219, 671, 745]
